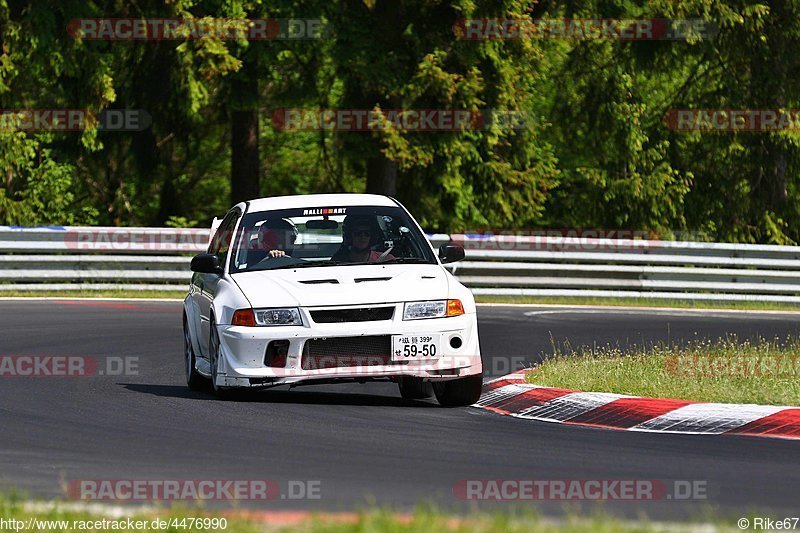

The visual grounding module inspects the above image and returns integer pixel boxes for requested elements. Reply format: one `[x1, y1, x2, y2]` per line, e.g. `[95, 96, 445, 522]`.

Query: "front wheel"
[432, 373, 484, 407]
[209, 319, 239, 400]
[398, 377, 434, 400]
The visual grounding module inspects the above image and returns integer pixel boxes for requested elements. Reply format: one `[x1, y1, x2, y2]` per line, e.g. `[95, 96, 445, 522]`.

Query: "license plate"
[391, 334, 440, 362]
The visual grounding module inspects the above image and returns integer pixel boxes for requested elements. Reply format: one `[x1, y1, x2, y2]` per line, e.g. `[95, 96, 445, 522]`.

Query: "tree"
[322, 0, 560, 230]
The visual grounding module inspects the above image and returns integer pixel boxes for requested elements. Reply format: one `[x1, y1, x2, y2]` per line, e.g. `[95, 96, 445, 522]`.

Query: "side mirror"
[439, 243, 465, 264]
[191, 253, 223, 274]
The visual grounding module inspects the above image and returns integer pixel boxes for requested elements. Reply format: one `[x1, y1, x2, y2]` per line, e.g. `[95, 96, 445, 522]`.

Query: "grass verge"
[0, 290, 186, 300]
[475, 294, 800, 312]
[0, 493, 731, 533]
[527, 337, 800, 405]
[1, 290, 800, 313]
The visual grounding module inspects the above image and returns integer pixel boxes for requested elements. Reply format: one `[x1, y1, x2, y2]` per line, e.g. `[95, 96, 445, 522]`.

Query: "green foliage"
[0, 132, 97, 225]
[1, 0, 800, 241]
[164, 215, 198, 228]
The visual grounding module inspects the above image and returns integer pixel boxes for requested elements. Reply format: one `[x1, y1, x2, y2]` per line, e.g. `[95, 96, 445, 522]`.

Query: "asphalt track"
[1, 300, 799, 520]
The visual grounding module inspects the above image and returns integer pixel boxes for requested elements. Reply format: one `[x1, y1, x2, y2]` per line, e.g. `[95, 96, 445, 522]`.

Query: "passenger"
[331, 215, 395, 263]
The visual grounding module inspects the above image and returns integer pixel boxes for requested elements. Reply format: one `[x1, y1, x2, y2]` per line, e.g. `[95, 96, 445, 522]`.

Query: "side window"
[208, 211, 239, 267]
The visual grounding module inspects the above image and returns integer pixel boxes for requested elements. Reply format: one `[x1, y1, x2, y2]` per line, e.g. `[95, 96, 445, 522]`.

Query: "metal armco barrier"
[2, 227, 800, 302]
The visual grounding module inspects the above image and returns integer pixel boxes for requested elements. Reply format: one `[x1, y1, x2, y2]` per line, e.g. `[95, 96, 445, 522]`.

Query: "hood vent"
[354, 277, 392, 283]
[299, 279, 340, 285]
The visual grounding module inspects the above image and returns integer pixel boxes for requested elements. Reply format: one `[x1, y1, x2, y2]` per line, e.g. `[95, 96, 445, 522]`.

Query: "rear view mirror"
[306, 219, 340, 230]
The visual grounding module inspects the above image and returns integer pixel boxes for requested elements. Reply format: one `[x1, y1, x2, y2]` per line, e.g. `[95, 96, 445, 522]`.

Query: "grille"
[310, 307, 394, 323]
[302, 335, 391, 369]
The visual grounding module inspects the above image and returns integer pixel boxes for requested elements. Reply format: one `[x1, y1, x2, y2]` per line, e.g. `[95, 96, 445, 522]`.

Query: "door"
[196, 209, 240, 358]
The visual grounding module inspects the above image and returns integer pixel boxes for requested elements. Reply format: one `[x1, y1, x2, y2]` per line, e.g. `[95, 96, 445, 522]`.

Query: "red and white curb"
[475, 372, 800, 440]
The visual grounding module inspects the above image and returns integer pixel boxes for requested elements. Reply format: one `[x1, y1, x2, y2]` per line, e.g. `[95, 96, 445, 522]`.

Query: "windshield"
[230, 205, 437, 273]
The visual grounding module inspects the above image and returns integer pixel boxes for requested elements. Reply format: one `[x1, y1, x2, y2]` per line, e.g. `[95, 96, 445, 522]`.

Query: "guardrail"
[1, 226, 800, 302]
[0, 227, 206, 292]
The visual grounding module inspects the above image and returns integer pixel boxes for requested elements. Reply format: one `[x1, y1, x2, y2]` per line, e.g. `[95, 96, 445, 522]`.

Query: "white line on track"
[0, 297, 183, 302]
[478, 302, 800, 314]
[516, 306, 800, 318]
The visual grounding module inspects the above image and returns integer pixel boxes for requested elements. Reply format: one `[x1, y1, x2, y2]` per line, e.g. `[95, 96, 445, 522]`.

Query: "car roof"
[243, 193, 398, 213]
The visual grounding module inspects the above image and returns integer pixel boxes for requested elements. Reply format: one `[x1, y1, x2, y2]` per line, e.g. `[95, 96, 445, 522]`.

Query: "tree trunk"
[748, 0, 788, 214]
[230, 60, 260, 205]
[366, 154, 397, 196]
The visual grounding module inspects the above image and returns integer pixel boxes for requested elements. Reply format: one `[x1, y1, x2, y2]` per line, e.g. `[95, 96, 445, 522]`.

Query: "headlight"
[404, 300, 446, 320]
[254, 308, 303, 326]
[403, 300, 464, 320]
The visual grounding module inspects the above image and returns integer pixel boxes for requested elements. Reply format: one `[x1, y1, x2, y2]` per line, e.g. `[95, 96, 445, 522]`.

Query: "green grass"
[527, 336, 800, 405]
[0, 290, 186, 300]
[475, 294, 800, 312]
[0, 493, 734, 532]
[1, 291, 800, 313]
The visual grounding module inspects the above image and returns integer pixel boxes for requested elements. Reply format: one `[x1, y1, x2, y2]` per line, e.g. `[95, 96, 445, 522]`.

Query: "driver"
[331, 214, 394, 263]
[248, 218, 298, 265]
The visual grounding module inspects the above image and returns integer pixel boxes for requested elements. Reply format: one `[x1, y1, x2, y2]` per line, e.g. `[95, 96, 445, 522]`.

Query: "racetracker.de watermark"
[271, 109, 534, 131]
[67, 18, 326, 40]
[268, 355, 480, 374]
[1, 517, 228, 532]
[665, 354, 800, 379]
[454, 479, 708, 501]
[453, 18, 716, 41]
[664, 109, 800, 132]
[0, 356, 138, 377]
[61, 228, 209, 252]
[0, 109, 151, 132]
[67, 479, 321, 501]
[449, 229, 654, 252]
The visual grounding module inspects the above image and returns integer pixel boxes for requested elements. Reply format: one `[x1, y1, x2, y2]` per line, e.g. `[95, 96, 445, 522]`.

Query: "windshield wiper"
[379, 257, 433, 264]
[271, 260, 346, 270]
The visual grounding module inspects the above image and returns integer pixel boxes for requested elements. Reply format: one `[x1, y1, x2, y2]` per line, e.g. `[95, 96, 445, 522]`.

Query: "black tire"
[398, 377, 434, 400]
[183, 316, 207, 391]
[209, 318, 240, 400]
[432, 373, 484, 407]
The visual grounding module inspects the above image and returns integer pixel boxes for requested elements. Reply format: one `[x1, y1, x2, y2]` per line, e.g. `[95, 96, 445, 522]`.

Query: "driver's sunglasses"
[352, 230, 371, 237]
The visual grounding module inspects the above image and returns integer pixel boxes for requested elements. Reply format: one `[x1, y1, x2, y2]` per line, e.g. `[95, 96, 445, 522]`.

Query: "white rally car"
[183, 193, 483, 406]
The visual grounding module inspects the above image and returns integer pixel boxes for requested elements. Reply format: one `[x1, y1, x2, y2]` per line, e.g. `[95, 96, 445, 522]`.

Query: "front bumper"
[213, 304, 482, 388]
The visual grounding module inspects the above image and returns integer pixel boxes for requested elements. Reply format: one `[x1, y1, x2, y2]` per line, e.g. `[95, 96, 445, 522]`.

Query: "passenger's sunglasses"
[352, 230, 371, 237]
